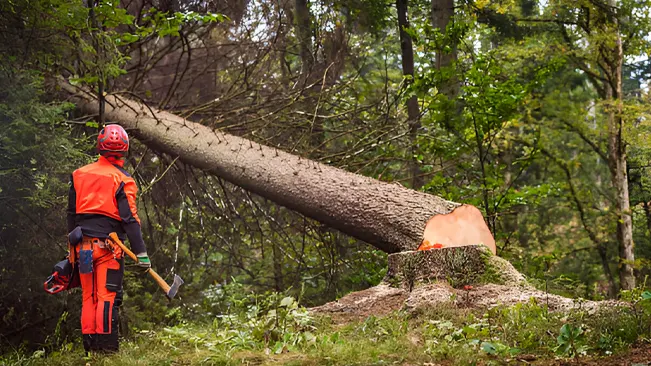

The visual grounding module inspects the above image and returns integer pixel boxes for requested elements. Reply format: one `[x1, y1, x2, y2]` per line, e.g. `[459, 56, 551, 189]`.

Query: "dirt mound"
[314, 248, 623, 323]
[311, 282, 622, 323]
[309, 285, 408, 323]
[455, 284, 622, 312]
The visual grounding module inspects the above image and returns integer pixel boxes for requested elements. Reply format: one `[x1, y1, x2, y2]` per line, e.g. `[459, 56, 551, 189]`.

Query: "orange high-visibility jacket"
[67, 156, 146, 254]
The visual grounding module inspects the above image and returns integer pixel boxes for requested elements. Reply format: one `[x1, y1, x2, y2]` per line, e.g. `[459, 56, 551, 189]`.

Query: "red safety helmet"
[98, 124, 129, 156]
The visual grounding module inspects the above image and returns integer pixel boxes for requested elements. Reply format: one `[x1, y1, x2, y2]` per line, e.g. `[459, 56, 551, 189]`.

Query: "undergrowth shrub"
[355, 314, 409, 342]
[416, 291, 651, 363]
[197, 280, 316, 354]
[2, 282, 651, 365]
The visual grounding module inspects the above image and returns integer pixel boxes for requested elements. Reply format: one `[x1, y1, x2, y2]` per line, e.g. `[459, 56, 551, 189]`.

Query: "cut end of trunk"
[418, 204, 496, 254]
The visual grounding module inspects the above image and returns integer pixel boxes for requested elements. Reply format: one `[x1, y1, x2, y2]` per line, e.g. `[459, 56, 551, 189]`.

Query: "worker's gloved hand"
[135, 253, 151, 273]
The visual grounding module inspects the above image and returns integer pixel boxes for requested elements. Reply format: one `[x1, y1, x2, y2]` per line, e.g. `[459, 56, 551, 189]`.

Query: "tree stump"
[314, 247, 620, 322]
[383, 245, 528, 291]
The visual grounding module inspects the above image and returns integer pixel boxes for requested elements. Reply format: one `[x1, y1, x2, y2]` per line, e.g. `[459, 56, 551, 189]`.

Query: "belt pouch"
[68, 227, 83, 246]
[79, 243, 93, 274]
[105, 268, 122, 292]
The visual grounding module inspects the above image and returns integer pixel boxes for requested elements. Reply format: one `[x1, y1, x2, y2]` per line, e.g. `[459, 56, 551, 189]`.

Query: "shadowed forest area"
[2, 0, 651, 364]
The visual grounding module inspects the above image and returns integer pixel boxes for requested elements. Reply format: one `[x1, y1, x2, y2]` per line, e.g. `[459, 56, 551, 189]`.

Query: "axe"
[108, 232, 184, 300]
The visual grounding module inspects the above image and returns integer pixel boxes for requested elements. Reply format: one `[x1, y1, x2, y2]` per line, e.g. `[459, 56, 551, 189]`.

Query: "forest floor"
[2, 283, 650, 366]
[6, 340, 650, 366]
[3, 318, 649, 366]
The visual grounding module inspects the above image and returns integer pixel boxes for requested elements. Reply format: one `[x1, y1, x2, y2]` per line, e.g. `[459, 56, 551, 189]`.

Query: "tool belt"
[78, 236, 121, 273]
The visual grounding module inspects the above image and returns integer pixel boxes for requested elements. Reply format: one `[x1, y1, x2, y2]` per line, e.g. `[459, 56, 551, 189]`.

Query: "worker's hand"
[135, 253, 151, 273]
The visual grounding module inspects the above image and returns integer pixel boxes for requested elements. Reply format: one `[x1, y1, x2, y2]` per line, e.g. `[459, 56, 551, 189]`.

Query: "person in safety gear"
[67, 124, 151, 354]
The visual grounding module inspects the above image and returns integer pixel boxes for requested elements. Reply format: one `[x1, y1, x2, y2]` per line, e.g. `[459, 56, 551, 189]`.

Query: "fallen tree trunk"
[59, 81, 496, 254]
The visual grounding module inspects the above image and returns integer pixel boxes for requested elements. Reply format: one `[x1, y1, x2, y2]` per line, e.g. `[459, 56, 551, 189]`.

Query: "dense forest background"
[2, 0, 651, 352]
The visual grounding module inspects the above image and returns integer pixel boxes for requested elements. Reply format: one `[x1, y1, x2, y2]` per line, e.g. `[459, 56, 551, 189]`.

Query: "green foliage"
[555, 323, 588, 357]
[69, 1, 226, 86]
[4, 296, 651, 365]
[481, 340, 519, 357]
[0, 67, 92, 348]
[332, 0, 393, 35]
[42, 312, 75, 357]
[2, 0, 651, 361]
[193, 280, 316, 354]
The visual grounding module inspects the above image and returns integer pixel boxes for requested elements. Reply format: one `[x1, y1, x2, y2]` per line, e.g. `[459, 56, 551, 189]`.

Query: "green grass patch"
[3, 285, 651, 365]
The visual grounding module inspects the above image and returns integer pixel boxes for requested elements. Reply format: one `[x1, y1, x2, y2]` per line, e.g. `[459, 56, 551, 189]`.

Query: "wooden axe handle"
[147, 267, 171, 293]
[107, 232, 171, 294]
[108, 232, 138, 261]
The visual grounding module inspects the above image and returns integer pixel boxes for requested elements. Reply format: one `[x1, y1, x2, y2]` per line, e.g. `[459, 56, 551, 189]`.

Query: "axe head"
[166, 274, 184, 300]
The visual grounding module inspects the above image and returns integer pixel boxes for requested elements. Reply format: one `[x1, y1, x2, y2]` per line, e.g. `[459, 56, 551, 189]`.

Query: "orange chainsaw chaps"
[76, 237, 123, 336]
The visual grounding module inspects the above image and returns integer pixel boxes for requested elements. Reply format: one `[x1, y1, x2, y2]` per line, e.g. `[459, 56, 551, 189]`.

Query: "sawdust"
[460, 284, 622, 313]
[404, 283, 453, 310]
[310, 282, 624, 323]
[309, 284, 408, 323]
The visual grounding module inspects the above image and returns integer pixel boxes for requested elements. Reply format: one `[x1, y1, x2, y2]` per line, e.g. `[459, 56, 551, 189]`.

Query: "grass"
[3, 285, 651, 366]
[2, 306, 649, 365]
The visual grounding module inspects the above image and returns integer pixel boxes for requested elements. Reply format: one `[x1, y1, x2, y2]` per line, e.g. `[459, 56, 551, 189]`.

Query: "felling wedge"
[107, 233, 184, 300]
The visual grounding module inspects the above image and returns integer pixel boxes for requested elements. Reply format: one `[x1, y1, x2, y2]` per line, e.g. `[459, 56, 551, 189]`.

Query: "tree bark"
[431, 0, 458, 98]
[273, 237, 283, 291]
[158, 0, 179, 13]
[605, 5, 635, 290]
[294, 0, 313, 74]
[597, 243, 618, 298]
[396, 0, 423, 190]
[607, 100, 635, 291]
[644, 201, 651, 237]
[59, 81, 496, 254]
[590, 99, 618, 298]
[384, 245, 527, 290]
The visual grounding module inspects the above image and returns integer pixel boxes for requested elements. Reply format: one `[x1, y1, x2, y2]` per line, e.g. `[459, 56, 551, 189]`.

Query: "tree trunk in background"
[644, 201, 651, 238]
[396, 0, 423, 190]
[273, 239, 283, 291]
[158, 0, 179, 13]
[588, 99, 618, 297]
[278, 2, 293, 87]
[606, 82, 635, 291]
[605, 5, 635, 290]
[597, 243, 618, 298]
[60, 81, 496, 254]
[294, 0, 313, 74]
[431, 0, 458, 98]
